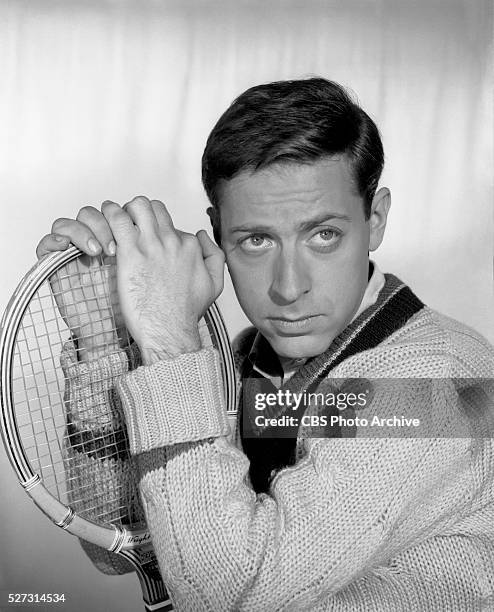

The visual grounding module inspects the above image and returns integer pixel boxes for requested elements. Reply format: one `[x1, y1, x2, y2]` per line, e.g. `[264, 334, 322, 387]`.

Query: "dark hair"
[202, 77, 384, 243]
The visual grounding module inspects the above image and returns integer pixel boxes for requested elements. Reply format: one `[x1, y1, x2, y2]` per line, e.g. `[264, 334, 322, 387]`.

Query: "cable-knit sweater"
[62, 275, 494, 611]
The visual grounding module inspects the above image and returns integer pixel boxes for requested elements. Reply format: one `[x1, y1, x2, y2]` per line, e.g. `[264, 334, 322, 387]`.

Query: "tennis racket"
[0, 245, 237, 611]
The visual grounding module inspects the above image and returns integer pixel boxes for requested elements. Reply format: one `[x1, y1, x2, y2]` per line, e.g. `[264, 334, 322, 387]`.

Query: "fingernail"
[108, 240, 116, 256]
[87, 238, 100, 254]
[53, 234, 66, 242]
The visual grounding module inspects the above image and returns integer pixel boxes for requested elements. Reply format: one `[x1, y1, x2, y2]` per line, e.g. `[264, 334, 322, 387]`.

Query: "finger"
[175, 229, 194, 242]
[36, 233, 70, 260]
[149, 199, 175, 233]
[196, 230, 225, 295]
[50, 218, 103, 256]
[76, 206, 116, 256]
[101, 200, 136, 245]
[123, 196, 159, 236]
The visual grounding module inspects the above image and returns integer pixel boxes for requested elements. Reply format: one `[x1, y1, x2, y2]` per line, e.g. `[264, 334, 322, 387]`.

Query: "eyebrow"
[230, 213, 352, 234]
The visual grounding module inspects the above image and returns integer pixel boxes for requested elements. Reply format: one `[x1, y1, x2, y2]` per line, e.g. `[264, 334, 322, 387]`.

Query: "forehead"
[218, 157, 363, 229]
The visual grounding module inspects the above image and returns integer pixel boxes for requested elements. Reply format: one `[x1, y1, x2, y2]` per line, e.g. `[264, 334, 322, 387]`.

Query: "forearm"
[75, 330, 122, 361]
[130, 435, 484, 610]
[61, 341, 140, 574]
[117, 351, 486, 610]
[325, 533, 494, 611]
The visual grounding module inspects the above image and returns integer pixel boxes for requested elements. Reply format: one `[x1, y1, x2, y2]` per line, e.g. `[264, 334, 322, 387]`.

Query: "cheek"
[310, 247, 368, 312]
[226, 257, 267, 315]
[331, 261, 369, 316]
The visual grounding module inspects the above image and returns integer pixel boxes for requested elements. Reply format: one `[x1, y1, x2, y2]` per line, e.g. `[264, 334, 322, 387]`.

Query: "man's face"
[219, 158, 375, 360]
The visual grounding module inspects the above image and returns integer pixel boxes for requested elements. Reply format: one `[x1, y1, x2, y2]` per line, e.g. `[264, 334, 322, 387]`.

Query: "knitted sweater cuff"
[61, 343, 130, 383]
[60, 341, 132, 429]
[117, 347, 231, 455]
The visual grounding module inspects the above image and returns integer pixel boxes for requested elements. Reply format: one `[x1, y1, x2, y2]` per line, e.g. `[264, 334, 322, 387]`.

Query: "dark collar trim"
[285, 274, 424, 393]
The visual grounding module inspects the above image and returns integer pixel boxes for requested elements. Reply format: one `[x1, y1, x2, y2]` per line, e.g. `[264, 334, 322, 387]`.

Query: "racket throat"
[119, 546, 173, 611]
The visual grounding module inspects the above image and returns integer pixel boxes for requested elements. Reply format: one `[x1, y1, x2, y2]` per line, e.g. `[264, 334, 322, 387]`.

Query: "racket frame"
[0, 246, 237, 610]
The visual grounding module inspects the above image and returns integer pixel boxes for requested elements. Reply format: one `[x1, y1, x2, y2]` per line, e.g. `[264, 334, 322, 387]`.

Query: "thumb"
[196, 229, 225, 297]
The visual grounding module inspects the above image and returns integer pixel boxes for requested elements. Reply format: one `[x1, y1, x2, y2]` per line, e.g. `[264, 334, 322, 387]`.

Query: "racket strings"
[12, 255, 215, 532]
[12, 257, 141, 528]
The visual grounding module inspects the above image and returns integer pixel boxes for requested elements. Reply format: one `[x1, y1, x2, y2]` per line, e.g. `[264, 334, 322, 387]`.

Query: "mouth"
[267, 315, 320, 333]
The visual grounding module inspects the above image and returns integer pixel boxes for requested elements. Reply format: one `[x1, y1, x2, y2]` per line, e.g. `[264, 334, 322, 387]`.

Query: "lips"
[268, 314, 320, 334]
[268, 315, 317, 322]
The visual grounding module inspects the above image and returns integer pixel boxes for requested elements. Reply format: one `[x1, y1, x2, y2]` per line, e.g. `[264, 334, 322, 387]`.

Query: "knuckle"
[101, 200, 120, 215]
[127, 195, 150, 208]
[150, 199, 167, 214]
[51, 217, 70, 232]
[76, 205, 98, 220]
[181, 232, 199, 247]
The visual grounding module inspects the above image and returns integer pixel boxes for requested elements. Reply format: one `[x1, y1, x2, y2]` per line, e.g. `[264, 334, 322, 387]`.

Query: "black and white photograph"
[0, 1, 492, 611]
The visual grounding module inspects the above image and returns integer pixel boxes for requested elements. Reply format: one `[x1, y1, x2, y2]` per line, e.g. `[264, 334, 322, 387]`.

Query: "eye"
[239, 234, 274, 252]
[309, 229, 341, 248]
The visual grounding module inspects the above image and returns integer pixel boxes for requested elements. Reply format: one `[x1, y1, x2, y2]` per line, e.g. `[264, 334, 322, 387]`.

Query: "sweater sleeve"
[116, 348, 494, 610]
[60, 341, 140, 576]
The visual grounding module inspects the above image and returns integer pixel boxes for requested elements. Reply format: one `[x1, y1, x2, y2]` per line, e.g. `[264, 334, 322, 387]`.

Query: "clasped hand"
[37, 196, 225, 364]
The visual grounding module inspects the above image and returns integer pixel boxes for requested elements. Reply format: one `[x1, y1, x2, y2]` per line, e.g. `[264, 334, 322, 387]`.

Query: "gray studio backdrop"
[0, 1, 492, 611]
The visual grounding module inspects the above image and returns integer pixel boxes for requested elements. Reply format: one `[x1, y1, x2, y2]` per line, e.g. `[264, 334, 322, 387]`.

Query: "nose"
[269, 247, 311, 304]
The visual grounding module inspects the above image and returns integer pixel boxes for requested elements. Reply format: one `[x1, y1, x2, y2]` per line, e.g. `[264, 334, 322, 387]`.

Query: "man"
[37, 78, 494, 610]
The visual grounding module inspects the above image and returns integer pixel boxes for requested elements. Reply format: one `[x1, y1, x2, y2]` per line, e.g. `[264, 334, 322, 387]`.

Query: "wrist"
[140, 329, 201, 365]
[74, 327, 124, 362]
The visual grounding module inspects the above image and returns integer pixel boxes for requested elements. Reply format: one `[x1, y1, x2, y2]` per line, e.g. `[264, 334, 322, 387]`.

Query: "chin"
[267, 333, 333, 360]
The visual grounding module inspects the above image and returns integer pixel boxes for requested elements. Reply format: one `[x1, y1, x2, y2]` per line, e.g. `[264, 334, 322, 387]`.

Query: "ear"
[206, 206, 222, 247]
[368, 187, 391, 252]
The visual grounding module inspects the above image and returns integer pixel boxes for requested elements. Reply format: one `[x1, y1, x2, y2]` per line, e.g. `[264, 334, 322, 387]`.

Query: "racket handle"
[118, 547, 173, 611]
